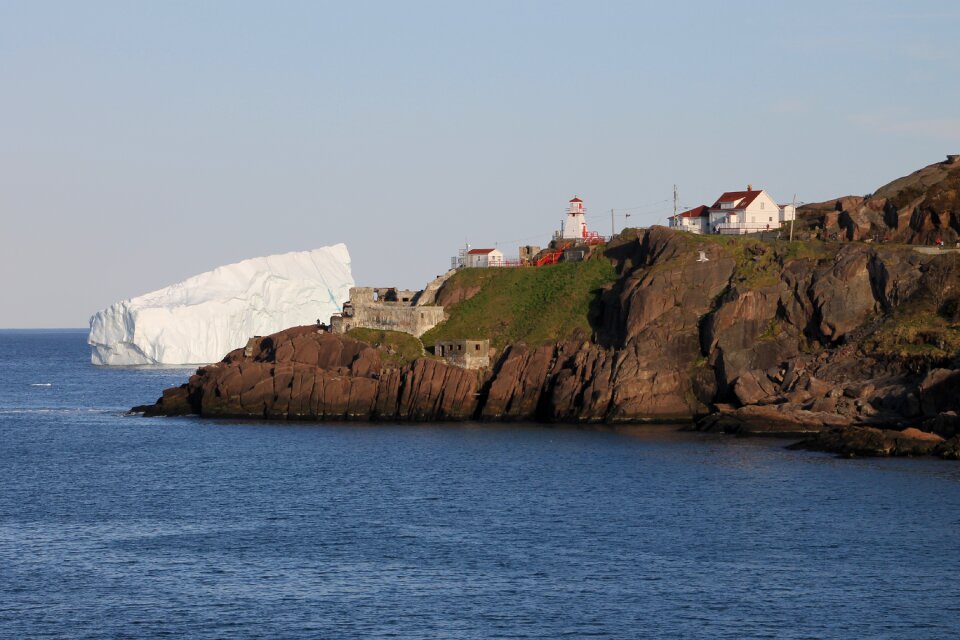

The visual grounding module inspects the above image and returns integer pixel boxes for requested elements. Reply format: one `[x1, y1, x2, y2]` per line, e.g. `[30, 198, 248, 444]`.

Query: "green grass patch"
[778, 240, 832, 262]
[347, 328, 425, 367]
[867, 310, 960, 360]
[422, 259, 617, 351]
[669, 231, 832, 288]
[758, 318, 781, 341]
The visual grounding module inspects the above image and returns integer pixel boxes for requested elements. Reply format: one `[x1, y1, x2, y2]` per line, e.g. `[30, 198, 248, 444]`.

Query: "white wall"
[466, 253, 487, 268]
[743, 191, 780, 226]
[562, 213, 587, 239]
[466, 250, 504, 268]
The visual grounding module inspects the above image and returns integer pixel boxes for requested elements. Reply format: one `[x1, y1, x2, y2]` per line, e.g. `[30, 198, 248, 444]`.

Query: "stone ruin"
[434, 339, 491, 370]
[329, 287, 446, 338]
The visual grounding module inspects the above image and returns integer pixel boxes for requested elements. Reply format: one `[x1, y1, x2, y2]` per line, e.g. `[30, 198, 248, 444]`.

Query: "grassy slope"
[346, 328, 426, 367]
[421, 255, 617, 351]
[423, 233, 827, 353]
[421, 227, 958, 364]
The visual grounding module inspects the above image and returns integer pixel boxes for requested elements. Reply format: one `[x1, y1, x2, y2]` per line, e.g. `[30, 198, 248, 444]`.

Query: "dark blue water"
[2, 330, 959, 639]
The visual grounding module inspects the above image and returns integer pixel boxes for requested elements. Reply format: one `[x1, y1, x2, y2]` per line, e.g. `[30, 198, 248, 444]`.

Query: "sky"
[2, 0, 960, 327]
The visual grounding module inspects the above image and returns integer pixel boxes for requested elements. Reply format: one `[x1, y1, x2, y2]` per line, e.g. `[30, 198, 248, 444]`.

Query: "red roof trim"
[711, 190, 762, 209]
[672, 204, 709, 219]
[467, 248, 497, 255]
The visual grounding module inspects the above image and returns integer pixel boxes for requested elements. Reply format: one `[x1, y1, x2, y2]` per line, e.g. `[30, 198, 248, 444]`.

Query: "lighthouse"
[562, 196, 588, 240]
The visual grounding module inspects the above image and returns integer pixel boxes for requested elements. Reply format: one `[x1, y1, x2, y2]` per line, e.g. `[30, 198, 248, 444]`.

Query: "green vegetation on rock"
[869, 310, 960, 360]
[421, 256, 617, 351]
[867, 255, 960, 361]
[676, 230, 831, 288]
[346, 328, 425, 366]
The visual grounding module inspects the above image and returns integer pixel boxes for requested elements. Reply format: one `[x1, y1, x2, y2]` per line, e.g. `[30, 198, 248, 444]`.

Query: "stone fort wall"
[330, 287, 446, 338]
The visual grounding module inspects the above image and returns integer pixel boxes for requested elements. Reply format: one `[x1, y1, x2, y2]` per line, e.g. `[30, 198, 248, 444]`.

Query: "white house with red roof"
[465, 247, 505, 268]
[669, 186, 796, 235]
[670, 205, 711, 234]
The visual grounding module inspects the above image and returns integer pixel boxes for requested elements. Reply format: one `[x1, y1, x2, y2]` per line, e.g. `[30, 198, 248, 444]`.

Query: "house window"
[475, 344, 480, 351]
[760, 201, 765, 210]
[769, 217, 773, 222]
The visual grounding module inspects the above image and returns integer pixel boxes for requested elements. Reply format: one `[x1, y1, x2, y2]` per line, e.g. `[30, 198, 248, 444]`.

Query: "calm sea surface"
[1, 330, 959, 639]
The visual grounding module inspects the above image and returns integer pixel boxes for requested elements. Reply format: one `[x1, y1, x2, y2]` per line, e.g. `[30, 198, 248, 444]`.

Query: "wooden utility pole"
[611, 209, 615, 237]
[790, 194, 796, 242]
[673, 184, 679, 226]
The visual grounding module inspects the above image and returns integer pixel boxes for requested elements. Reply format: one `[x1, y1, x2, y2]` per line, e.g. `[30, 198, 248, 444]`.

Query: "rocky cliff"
[796, 154, 960, 244]
[138, 226, 960, 457]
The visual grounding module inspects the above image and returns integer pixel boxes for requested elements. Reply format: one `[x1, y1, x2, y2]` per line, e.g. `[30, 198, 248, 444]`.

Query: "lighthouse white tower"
[562, 196, 588, 240]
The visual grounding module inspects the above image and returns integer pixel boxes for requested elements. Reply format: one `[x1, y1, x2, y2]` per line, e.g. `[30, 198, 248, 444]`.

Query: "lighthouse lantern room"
[562, 196, 588, 240]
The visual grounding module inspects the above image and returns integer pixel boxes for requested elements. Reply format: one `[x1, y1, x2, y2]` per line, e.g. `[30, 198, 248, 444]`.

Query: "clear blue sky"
[3, 0, 959, 327]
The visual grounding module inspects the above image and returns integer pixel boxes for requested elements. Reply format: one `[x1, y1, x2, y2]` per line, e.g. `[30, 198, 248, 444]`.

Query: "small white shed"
[466, 248, 504, 268]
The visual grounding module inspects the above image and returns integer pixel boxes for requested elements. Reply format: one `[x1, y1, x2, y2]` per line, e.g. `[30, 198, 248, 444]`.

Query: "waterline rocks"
[136, 226, 960, 457]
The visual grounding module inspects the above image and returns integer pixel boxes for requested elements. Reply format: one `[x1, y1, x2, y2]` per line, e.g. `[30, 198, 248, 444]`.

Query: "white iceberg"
[89, 244, 354, 365]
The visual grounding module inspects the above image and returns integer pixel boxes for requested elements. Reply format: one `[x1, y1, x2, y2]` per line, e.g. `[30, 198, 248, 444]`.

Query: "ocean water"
[1, 330, 959, 639]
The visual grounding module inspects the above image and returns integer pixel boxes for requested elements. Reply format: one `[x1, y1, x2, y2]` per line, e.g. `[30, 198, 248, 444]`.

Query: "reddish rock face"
[137, 227, 960, 448]
[791, 426, 945, 458]
[810, 247, 876, 341]
[797, 156, 960, 245]
[144, 329, 482, 421]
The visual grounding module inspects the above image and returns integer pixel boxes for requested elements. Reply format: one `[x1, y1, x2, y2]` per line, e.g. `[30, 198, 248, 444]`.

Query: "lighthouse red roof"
[569, 196, 583, 203]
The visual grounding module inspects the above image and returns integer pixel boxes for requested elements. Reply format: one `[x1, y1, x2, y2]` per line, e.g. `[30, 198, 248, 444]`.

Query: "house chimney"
[747, 184, 752, 191]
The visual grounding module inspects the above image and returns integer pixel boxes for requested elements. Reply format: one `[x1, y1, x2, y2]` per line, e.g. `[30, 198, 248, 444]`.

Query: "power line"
[610, 198, 671, 212]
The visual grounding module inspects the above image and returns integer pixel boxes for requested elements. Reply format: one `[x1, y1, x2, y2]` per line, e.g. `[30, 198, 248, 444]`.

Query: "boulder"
[792, 426, 943, 457]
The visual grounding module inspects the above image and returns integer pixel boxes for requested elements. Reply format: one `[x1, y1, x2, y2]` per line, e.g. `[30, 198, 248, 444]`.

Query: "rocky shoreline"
[135, 225, 960, 459]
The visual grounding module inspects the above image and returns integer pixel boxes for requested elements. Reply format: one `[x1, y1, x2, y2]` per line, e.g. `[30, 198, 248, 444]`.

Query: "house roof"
[712, 190, 763, 209]
[672, 205, 709, 219]
[467, 248, 498, 255]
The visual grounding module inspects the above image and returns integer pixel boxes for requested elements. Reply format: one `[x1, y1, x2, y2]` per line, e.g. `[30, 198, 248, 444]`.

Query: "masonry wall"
[331, 287, 446, 337]
[349, 305, 446, 337]
[435, 340, 491, 369]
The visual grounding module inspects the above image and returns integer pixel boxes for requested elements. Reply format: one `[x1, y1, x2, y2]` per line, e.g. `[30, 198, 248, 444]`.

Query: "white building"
[562, 196, 588, 240]
[669, 205, 710, 234]
[669, 186, 796, 235]
[466, 248, 505, 268]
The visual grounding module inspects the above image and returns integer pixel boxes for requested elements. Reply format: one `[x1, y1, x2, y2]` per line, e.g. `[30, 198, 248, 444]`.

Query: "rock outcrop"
[137, 226, 960, 458]
[140, 326, 482, 421]
[796, 154, 960, 245]
[789, 426, 947, 458]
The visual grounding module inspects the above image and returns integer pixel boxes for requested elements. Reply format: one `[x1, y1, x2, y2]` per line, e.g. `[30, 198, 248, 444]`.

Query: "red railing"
[583, 231, 606, 245]
[479, 238, 608, 269]
[535, 250, 563, 266]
